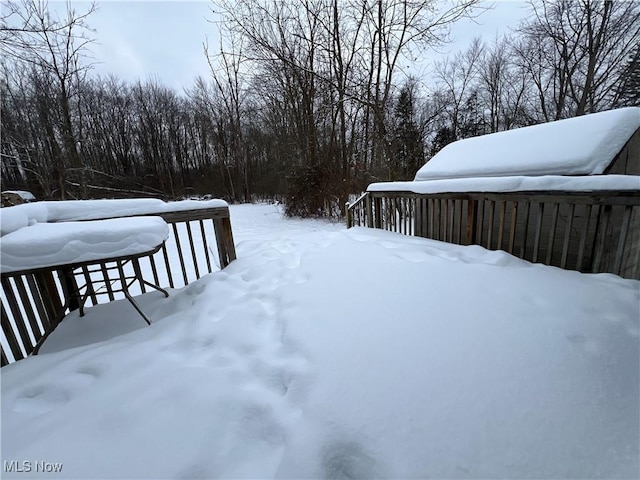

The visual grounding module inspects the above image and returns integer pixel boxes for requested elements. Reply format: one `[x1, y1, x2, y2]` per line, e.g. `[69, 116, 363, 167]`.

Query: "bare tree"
[514, 0, 640, 120]
[2, 0, 96, 198]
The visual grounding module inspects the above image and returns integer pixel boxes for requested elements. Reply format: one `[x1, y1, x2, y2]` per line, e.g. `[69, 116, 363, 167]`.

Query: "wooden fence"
[347, 190, 640, 280]
[1, 206, 236, 366]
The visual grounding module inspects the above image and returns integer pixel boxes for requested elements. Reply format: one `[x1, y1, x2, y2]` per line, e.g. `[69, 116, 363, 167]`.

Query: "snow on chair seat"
[1, 216, 171, 336]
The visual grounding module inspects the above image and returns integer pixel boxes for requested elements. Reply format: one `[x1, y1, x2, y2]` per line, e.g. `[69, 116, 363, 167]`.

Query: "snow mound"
[369, 174, 640, 194]
[1, 206, 637, 479]
[0, 198, 228, 236]
[415, 107, 640, 180]
[0, 217, 169, 273]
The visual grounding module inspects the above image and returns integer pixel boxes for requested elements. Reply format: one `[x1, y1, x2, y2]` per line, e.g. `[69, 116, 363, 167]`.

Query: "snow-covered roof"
[369, 174, 640, 194]
[0, 198, 228, 236]
[0, 217, 169, 273]
[415, 107, 640, 181]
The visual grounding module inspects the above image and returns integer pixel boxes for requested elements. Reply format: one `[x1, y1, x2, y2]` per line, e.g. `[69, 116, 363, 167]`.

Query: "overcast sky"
[58, 0, 530, 92]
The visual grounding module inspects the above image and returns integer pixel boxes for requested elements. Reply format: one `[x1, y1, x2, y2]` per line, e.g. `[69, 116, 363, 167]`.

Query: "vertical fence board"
[497, 201, 507, 251]
[185, 221, 200, 280]
[172, 223, 189, 286]
[546, 204, 560, 265]
[25, 275, 50, 332]
[532, 203, 545, 263]
[161, 243, 175, 289]
[519, 202, 531, 259]
[591, 205, 612, 273]
[576, 205, 593, 272]
[1, 278, 33, 356]
[486, 201, 495, 249]
[1, 302, 24, 361]
[199, 220, 213, 273]
[508, 202, 518, 254]
[613, 206, 633, 274]
[14, 277, 42, 340]
[560, 204, 576, 269]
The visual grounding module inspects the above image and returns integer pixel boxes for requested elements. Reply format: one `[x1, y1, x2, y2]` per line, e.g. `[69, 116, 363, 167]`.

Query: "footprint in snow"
[322, 439, 385, 479]
[13, 368, 99, 414]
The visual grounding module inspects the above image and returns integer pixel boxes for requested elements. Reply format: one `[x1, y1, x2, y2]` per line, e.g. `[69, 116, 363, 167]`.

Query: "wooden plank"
[467, 200, 477, 245]
[591, 205, 612, 273]
[519, 202, 531, 259]
[366, 194, 374, 228]
[185, 221, 200, 279]
[560, 204, 576, 269]
[403, 198, 409, 234]
[428, 199, 434, 239]
[1, 277, 33, 356]
[508, 201, 518, 254]
[434, 199, 441, 240]
[222, 217, 237, 263]
[199, 219, 213, 273]
[25, 274, 50, 332]
[14, 275, 43, 340]
[576, 205, 593, 271]
[532, 203, 545, 263]
[346, 203, 352, 228]
[171, 223, 189, 286]
[613, 206, 633, 275]
[1, 346, 8, 367]
[369, 190, 640, 206]
[448, 199, 454, 242]
[486, 200, 495, 249]
[545, 203, 560, 265]
[442, 199, 448, 241]
[476, 200, 484, 246]
[158, 207, 231, 223]
[374, 197, 382, 229]
[415, 197, 422, 237]
[1, 301, 25, 361]
[213, 218, 231, 269]
[221, 217, 236, 265]
[455, 200, 462, 244]
[34, 271, 63, 328]
[497, 201, 506, 251]
[161, 243, 175, 289]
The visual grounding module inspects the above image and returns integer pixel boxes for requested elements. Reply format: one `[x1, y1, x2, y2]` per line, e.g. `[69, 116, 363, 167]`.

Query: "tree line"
[1, 0, 638, 217]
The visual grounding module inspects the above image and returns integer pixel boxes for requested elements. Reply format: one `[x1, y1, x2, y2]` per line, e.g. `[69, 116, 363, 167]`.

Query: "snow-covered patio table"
[1, 216, 170, 334]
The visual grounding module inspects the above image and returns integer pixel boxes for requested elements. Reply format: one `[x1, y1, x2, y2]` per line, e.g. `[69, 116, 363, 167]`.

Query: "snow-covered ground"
[2, 203, 638, 479]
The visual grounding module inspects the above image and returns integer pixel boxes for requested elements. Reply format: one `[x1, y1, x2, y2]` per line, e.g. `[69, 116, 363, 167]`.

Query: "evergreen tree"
[390, 85, 424, 180]
[614, 45, 640, 107]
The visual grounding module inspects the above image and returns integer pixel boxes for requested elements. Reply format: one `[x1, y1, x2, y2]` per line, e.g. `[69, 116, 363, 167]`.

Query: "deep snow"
[415, 107, 640, 180]
[1, 203, 638, 479]
[0, 216, 169, 273]
[369, 174, 640, 194]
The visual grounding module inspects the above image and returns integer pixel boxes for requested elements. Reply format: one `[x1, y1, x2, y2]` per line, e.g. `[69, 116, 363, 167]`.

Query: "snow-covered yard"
[2, 203, 639, 479]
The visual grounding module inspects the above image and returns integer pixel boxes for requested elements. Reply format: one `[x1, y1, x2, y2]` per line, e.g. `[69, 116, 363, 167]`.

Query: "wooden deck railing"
[347, 190, 640, 280]
[1, 206, 236, 366]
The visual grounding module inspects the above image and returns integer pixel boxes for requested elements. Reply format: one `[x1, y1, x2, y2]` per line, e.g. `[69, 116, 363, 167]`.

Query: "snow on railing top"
[369, 174, 640, 195]
[0, 198, 228, 236]
[415, 107, 640, 181]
